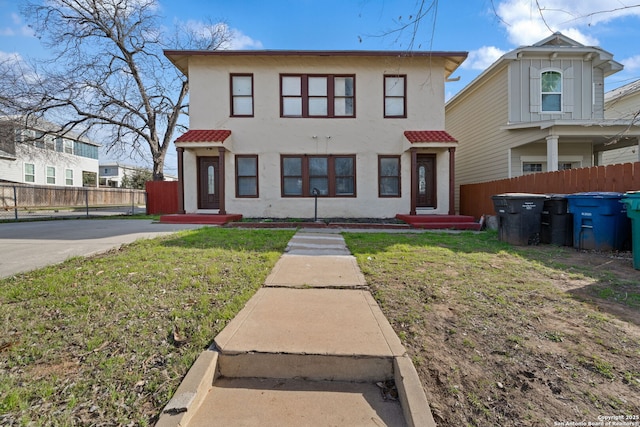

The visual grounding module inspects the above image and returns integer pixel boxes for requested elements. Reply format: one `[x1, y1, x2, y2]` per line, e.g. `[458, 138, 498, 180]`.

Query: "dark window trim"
[280, 154, 357, 197]
[384, 74, 407, 118]
[378, 155, 401, 197]
[235, 154, 259, 198]
[280, 74, 356, 118]
[230, 73, 254, 117]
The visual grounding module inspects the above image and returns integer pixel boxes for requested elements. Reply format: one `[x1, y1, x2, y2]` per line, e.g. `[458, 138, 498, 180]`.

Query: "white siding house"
[446, 33, 640, 212]
[0, 117, 100, 187]
[603, 79, 640, 164]
[164, 50, 467, 218]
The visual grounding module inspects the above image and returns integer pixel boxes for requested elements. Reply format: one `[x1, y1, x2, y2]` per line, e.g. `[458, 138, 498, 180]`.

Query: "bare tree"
[9, 0, 231, 180]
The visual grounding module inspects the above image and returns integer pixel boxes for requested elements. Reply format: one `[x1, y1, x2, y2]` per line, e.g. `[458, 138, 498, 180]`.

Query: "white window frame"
[65, 169, 74, 186]
[541, 70, 562, 113]
[520, 156, 583, 174]
[46, 166, 56, 185]
[24, 163, 35, 183]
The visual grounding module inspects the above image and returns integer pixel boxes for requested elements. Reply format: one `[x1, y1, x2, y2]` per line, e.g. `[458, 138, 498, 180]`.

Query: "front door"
[415, 154, 436, 208]
[198, 157, 220, 210]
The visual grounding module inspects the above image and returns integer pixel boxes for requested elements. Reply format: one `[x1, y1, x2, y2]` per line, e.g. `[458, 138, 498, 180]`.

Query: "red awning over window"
[175, 129, 231, 143]
[403, 130, 457, 143]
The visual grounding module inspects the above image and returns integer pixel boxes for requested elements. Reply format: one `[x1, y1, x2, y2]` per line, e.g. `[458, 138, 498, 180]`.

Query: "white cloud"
[462, 46, 507, 70]
[495, 0, 640, 47]
[0, 51, 23, 63]
[1, 12, 34, 37]
[621, 54, 640, 72]
[226, 28, 263, 50]
[179, 20, 263, 50]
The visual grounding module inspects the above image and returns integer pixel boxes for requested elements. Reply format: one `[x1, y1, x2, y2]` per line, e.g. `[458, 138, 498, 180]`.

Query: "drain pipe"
[312, 188, 319, 222]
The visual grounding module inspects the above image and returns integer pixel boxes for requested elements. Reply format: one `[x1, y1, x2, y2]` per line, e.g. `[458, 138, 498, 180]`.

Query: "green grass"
[0, 227, 294, 425]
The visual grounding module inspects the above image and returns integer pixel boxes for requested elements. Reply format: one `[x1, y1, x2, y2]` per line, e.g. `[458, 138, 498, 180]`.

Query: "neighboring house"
[99, 163, 177, 187]
[0, 117, 100, 187]
[164, 49, 467, 218]
[603, 79, 640, 164]
[446, 33, 640, 209]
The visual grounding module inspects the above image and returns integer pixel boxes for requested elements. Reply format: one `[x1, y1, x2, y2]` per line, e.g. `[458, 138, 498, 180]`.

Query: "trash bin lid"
[566, 192, 624, 199]
[492, 193, 547, 199]
[623, 190, 640, 198]
[545, 194, 568, 200]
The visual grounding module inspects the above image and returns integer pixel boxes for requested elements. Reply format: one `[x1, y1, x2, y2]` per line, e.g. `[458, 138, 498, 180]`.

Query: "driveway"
[0, 219, 204, 278]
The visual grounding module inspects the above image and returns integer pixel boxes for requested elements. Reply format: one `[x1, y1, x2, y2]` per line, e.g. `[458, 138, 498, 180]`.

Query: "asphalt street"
[0, 219, 204, 278]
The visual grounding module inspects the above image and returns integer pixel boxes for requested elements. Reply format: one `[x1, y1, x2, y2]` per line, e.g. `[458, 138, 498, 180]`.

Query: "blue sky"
[2, 0, 640, 172]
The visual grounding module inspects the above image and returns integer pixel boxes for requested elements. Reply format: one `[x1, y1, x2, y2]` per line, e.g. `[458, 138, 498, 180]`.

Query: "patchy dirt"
[368, 245, 640, 427]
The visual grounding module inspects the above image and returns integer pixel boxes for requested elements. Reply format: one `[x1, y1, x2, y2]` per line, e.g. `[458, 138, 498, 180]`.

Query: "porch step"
[396, 214, 482, 231]
[159, 214, 242, 225]
[185, 377, 406, 427]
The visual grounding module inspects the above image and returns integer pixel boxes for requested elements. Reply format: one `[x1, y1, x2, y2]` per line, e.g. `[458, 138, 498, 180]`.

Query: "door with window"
[198, 157, 220, 209]
[415, 154, 436, 208]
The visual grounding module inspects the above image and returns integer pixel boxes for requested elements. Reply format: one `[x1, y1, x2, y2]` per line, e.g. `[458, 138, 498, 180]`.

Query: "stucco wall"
[181, 54, 452, 218]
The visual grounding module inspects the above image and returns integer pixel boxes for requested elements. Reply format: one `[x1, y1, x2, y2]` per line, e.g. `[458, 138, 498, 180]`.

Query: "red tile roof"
[404, 130, 457, 143]
[175, 129, 231, 143]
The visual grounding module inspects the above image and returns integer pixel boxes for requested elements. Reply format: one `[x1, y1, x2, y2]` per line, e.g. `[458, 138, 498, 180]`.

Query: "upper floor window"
[280, 74, 355, 118]
[541, 71, 562, 112]
[74, 141, 99, 160]
[384, 75, 406, 118]
[231, 74, 254, 116]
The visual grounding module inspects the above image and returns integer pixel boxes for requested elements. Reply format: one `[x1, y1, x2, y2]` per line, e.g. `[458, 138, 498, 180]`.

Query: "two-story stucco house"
[446, 33, 640, 209]
[603, 79, 640, 165]
[0, 117, 100, 187]
[164, 49, 467, 219]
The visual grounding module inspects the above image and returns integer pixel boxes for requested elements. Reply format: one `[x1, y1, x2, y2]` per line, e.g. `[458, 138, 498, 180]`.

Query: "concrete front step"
[185, 377, 406, 427]
[156, 349, 433, 427]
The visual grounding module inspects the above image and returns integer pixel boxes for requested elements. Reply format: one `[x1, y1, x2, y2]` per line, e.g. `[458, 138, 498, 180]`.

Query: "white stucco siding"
[181, 54, 451, 217]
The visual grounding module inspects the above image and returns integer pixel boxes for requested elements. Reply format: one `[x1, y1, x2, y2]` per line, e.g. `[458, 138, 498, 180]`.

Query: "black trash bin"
[540, 195, 573, 246]
[492, 193, 547, 245]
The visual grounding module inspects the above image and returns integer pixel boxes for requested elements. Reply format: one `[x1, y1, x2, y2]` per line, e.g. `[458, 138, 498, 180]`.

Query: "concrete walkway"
[157, 229, 436, 427]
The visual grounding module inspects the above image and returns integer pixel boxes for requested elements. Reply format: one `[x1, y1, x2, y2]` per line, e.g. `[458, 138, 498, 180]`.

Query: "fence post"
[131, 190, 134, 215]
[13, 185, 18, 221]
[85, 188, 89, 217]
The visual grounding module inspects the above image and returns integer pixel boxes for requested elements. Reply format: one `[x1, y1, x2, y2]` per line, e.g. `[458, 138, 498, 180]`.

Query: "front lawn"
[344, 231, 640, 427]
[0, 228, 294, 426]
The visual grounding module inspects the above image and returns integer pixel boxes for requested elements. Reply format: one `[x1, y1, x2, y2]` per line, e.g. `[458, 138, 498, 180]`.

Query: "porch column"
[637, 137, 640, 163]
[218, 147, 226, 215]
[410, 148, 417, 215]
[546, 135, 559, 172]
[448, 146, 456, 215]
[177, 147, 185, 214]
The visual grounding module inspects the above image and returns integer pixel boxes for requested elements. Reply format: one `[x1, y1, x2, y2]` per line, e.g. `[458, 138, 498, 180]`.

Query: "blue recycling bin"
[621, 191, 640, 269]
[566, 192, 631, 251]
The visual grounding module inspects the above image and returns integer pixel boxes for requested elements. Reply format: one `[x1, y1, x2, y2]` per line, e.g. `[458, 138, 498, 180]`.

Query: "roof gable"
[533, 32, 584, 48]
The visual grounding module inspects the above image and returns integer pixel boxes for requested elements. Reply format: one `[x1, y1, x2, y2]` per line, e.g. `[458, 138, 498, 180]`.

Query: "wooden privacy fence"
[145, 181, 178, 215]
[460, 162, 640, 219]
[0, 184, 146, 220]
